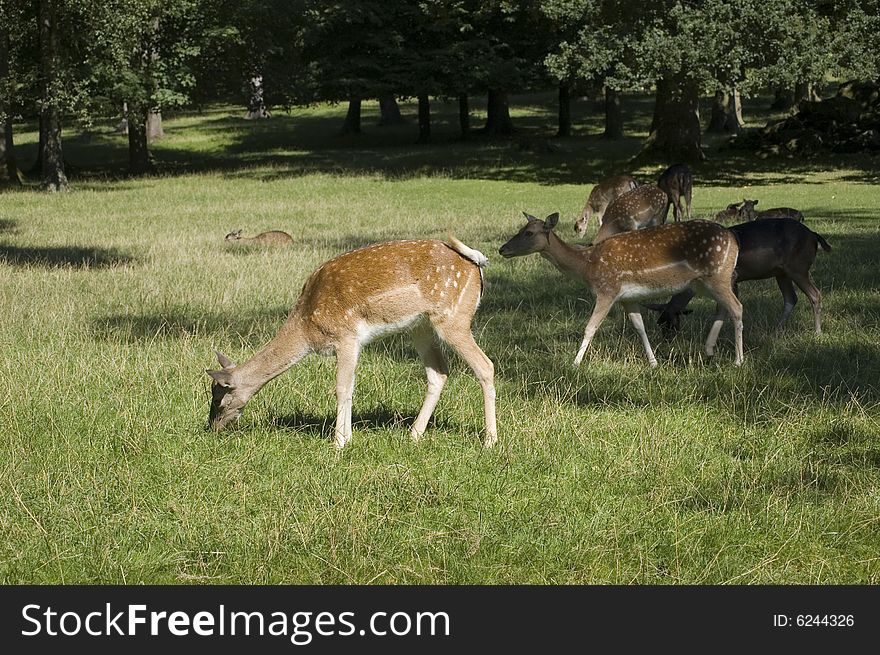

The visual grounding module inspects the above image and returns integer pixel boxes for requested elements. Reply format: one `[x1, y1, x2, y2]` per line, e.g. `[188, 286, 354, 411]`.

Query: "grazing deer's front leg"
[410, 323, 449, 441]
[574, 294, 615, 366]
[334, 339, 360, 449]
[704, 291, 744, 365]
[775, 276, 798, 331]
[439, 326, 497, 448]
[621, 301, 658, 367]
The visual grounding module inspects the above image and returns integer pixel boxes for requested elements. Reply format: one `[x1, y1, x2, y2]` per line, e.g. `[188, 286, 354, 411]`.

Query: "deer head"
[206, 351, 250, 430]
[642, 301, 693, 337]
[225, 229, 243, 242]
[739, 199, 759, 221]
[499, 212, 560, 258]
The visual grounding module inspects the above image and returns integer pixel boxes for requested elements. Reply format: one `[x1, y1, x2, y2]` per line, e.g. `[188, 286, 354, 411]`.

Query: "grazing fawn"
[499, 212, 744, 367]
[657, 164, 694, 222]
[574, 174, 640, 236]
[225, 229, 294, 245]
[737, 199, 805, 222]
[644, 218, 830, 336]
[592, 185, 671, 244]
[207, 238, 497, 448]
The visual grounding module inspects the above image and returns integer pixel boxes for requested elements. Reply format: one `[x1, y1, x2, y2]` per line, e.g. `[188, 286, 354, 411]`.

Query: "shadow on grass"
[270, 407, 459, 439]
[0, 219, 16, 233]
[0, 244, 135, 269]
[92, 307, 288, 342]
[25, 91, 875, 188]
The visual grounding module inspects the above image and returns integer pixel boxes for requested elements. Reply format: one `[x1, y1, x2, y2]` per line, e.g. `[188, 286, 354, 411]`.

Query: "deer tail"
[446, 235, 489, 268]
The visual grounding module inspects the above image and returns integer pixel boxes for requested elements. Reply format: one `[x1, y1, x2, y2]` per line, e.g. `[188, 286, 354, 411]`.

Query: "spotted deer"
[592, 185, 671, 244]
[738, 199, 804, 222]
[207, 238, 497, 448]
[499, 213, 744, 367]
[574, 174, 640, 236]
[225, 229, 294, 245]
[657, 164, 693, 222]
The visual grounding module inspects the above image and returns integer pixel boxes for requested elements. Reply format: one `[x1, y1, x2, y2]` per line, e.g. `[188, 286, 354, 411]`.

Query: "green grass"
[1, 94, 880, 583]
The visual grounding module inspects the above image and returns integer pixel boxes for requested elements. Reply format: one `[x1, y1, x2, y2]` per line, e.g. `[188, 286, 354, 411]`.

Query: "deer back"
[594, 185, 670, 242]
[294, 240, 484, 347]
[586, 220, 738, 297]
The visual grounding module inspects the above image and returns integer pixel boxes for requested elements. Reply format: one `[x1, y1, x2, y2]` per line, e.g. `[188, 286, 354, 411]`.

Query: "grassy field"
[1, 94, 879, 584]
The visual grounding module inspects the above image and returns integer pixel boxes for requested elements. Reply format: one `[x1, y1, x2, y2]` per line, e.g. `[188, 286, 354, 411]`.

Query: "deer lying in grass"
[207, 238, 497, 448]
[574, 174, 640, 236]
[592, 185, 671, 244]
[225, 229, 294, 245]
[499, 212, 744, 367]
[713, 201, 743, 223]
[657, 164, 693, 222]
[738, 199, 805, 222]
[643, 218, 831, 335]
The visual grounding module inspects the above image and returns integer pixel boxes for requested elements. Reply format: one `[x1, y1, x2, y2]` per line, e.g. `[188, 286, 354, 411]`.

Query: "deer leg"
[437, 327, 497, 448]
[410, 323, 449, 441]
[703, 285, 744, 365]
[621, 302, 658, 367]
[574, 295, 615, 366]
[789, 271, 822, 334]
[333, 340, 360, 449]
[774, 276, 798, 331]
[673, 196, 682, 222]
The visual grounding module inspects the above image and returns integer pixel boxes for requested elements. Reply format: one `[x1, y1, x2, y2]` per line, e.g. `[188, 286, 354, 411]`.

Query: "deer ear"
[523, 211, 539, 223]
[215, 350, 235, 369]
[206, 369, 235, 388]
[544, 213, 559, 230]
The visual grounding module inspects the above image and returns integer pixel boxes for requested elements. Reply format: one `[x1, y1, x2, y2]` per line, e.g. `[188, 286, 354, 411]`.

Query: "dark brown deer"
[225, 229, 294, 245]
[738, 199, 805, 222]
[499, 213, 744, 367]
[574, 174, 640, 236]
[657, 164, 693, 222]
[644, 218, 830, 335]
[592, 185, 671, 244]
[207, 237, 497, 448]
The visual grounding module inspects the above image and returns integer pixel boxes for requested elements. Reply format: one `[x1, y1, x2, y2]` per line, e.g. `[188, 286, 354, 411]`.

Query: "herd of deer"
[209, 165, 832, 449]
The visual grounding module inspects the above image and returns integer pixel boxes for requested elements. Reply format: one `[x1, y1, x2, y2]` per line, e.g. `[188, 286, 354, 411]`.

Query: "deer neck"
[541, 231, 593, 280]
[233, 317, 311, 396]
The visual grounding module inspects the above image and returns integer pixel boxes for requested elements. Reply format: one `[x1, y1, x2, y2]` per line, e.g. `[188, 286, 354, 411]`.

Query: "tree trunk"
[556, 81, 571, 137]
[641, 73, 704, 162]
[245, 75, 269, 119]
[340, 97, 361, 134]
[483, 89, 513, 135]
[416, 94, 430, 144]
[0, 25, 21, 184]
[650, 78, 668, 134]
[378, 94, 404, 126]
[794, 81, 820, 106]
[116, 102, 129, 135]
[39, 0, 68, 191]
[147, 109, 164, 140]
[30, 111, 46, 173]
[770, 86, 794, 111]
[0, 117, 20, 184]
[458, 94, 470, 140]
[708, 89, 744, 134]
[603, 86, 623, 139]
[128, 105, 153, 175]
